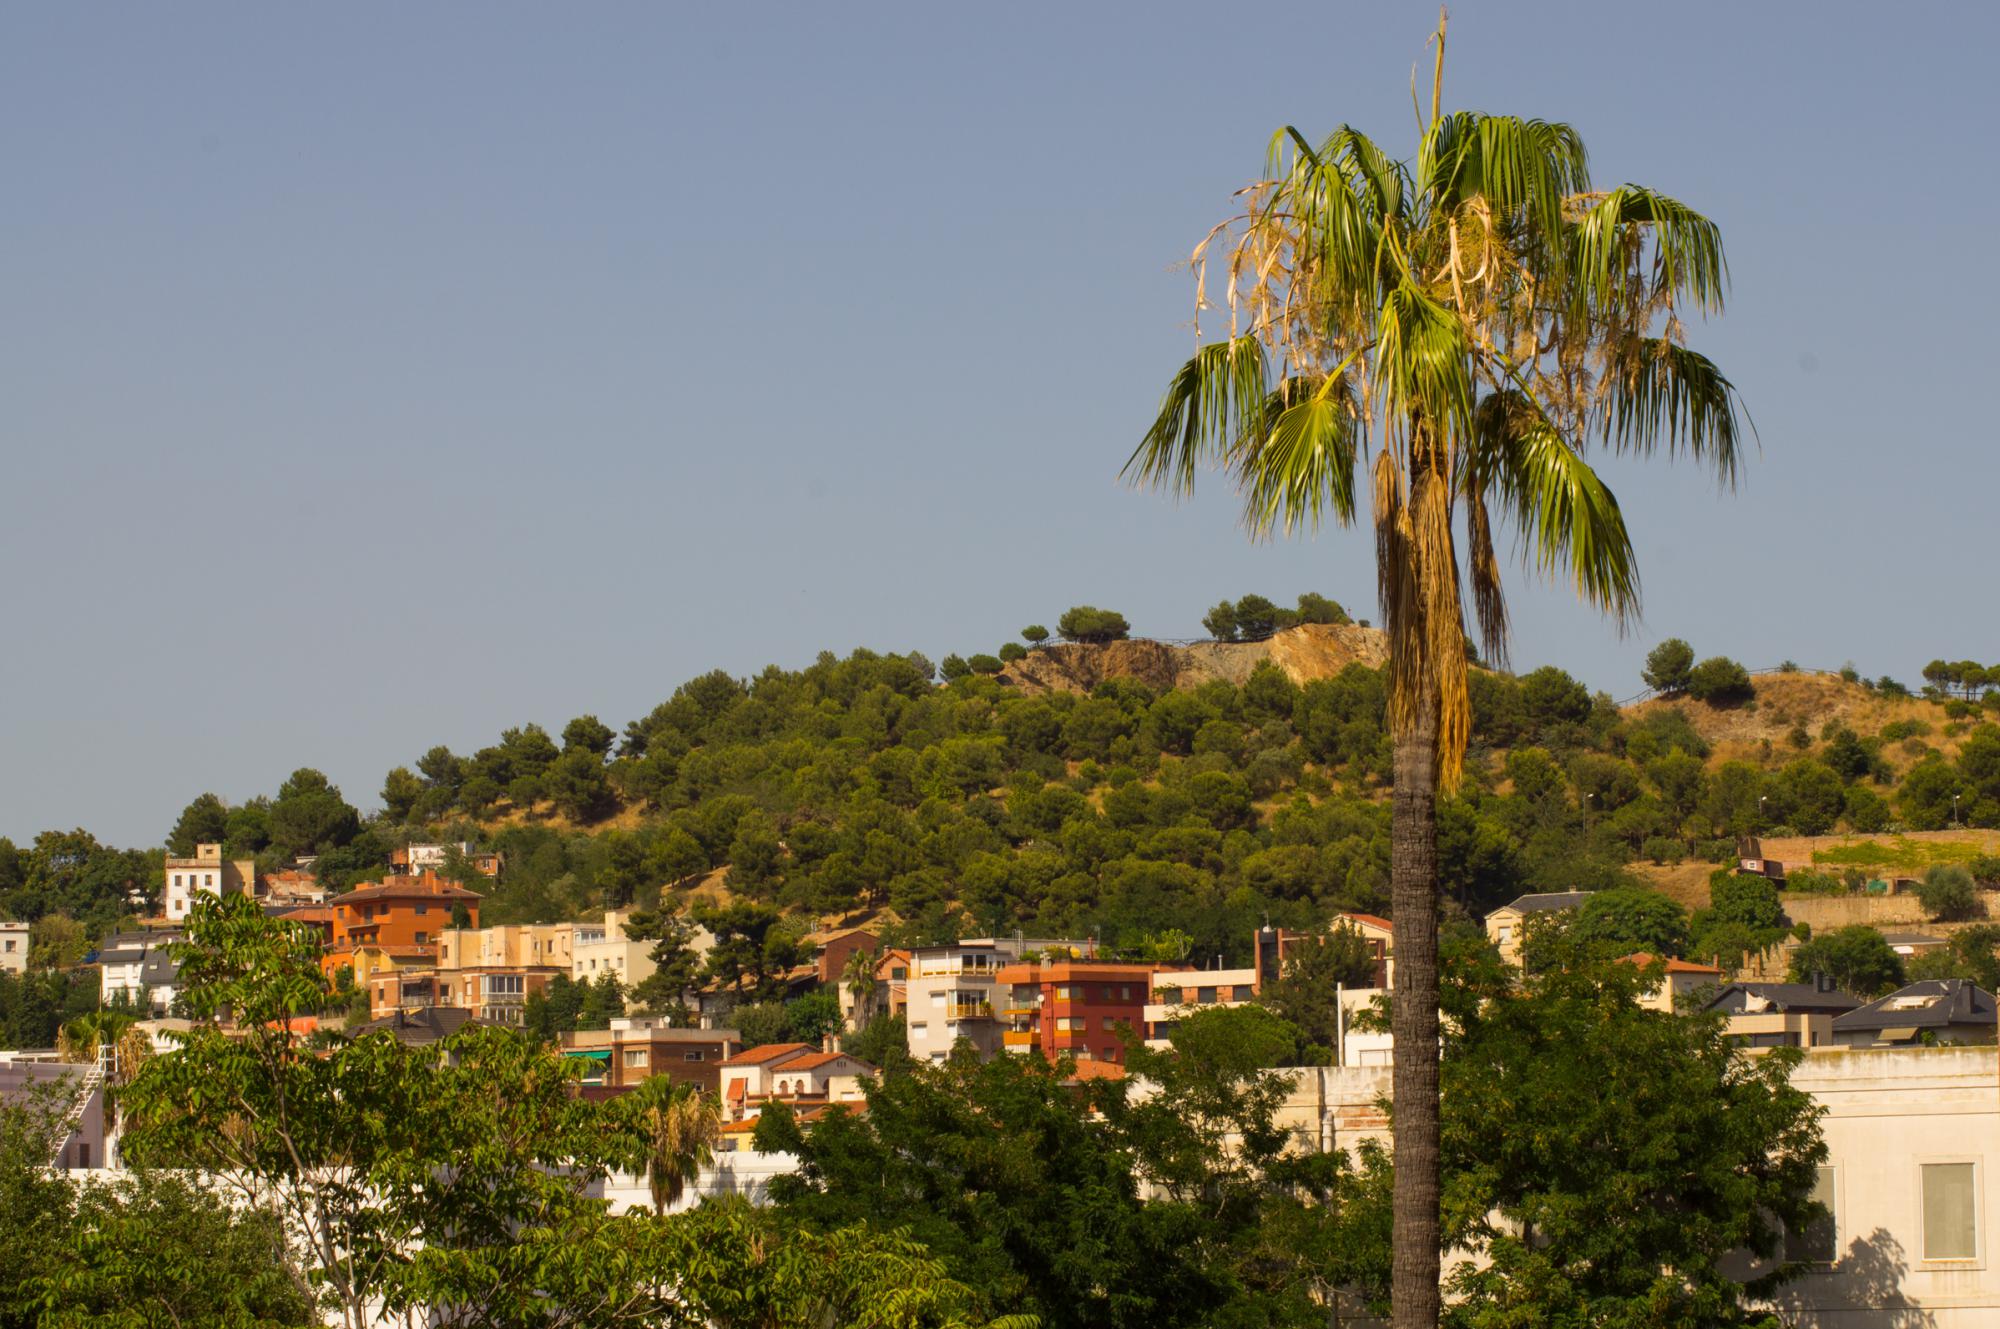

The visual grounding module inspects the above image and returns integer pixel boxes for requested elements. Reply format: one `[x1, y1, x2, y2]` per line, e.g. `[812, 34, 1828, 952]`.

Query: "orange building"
[322, 871, 482, 979]
[995, 960, 1162, 1066]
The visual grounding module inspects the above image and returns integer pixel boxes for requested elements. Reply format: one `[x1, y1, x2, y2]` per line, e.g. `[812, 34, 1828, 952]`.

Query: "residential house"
[392, 843, 503, 878]
[807, 927, 880, 988]
[1484, 891, 1596, 968]
[259, 869, 326, 907]
[349, 1006, 499, 1047]
[1831, 980, 1998, 1048]
[1622, 953, 1724, 1013]
[1764, 1046, 2000, 1324]
[321, 871, 482, 980]
[1701, 979, 1862, 1049]
[572, 909, 667, 988]
[272, 902, 335, 945]
[560, 1018, 743, 1094]
[0, 921, 27, 975]
[839, 947, 910, 1032]
[995, 960, 1160, 1066]
[716, 1039, 874, 1125]
[902, 936, 1093, 1062]
[0, 1061, 107, 1170]
[163, 843, 257, 922]
[1880, 931, 1950, 962]
[96, 930, 184, 1016]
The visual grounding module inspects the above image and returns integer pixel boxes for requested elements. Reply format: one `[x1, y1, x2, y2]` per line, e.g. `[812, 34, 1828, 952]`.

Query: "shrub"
[998, 642, 1027, 662]
[1641, 639, 1695, 694]
[1641, 836, 1685, 866]
[1057, 606, 1130, 643]
[1876, 677, 1911, 698]
[1838, 663, 1860, 683]
[1968, 855, 2000, 887]
[1779, 660, 1800, 673]
[1687, 656, 1754, 704]
[1781, 868, 1847, 897]
[1916, 864, 1983, 922]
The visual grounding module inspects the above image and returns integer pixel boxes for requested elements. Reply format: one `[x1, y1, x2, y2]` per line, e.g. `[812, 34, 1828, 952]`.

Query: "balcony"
[1000, 1002, 1039, 1018]
[947, 1001, 994, 1021]
[1002, 1030, 1037, 1050]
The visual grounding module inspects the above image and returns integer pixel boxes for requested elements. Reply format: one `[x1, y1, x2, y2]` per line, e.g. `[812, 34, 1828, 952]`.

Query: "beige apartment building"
[572, 908, 664, 987]
[437, 921, 574, 972]
[0, 922, 27, 975]
[163, 843, 256, 922]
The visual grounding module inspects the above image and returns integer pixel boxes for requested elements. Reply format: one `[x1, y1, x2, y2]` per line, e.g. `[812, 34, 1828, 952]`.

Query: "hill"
[1000, 623, 1389, 696]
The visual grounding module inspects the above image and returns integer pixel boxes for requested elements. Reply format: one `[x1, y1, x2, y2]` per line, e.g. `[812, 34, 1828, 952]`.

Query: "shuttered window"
[1922, 1163, 1977, 1261]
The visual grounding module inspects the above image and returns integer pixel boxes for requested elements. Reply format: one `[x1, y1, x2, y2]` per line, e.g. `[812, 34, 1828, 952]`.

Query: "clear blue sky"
[4, 2, 1995, 847]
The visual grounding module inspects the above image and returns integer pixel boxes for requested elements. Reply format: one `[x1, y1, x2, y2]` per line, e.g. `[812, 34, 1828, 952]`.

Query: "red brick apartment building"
[995, 960, 1163, 1066]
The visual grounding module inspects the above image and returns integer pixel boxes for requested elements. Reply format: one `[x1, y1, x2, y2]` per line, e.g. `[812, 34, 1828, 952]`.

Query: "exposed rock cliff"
[998, 623, 1389, 695]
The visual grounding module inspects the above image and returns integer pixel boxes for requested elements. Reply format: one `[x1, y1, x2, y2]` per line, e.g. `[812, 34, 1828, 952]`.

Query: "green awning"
[563, 1049, 612, 1061]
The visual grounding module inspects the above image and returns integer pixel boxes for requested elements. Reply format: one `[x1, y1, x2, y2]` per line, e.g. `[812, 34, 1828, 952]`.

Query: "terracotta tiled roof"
[719, 1041, 813, 1067]
[1621, 952, 1723, 975]
[1065, 1060, 1127, 1082]
[1341, 913, 1394, 932]
[331, 874, 484, 906]
[778, 1051, 875, 1074]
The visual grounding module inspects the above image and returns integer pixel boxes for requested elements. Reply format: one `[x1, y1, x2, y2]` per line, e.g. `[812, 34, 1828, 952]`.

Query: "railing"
[947, 1002, 994, 1021]
[1002, 1030, 1036, 1049]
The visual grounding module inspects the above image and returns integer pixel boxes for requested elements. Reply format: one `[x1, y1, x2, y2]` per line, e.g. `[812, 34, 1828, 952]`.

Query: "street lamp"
[1953, 794, 1962, 828]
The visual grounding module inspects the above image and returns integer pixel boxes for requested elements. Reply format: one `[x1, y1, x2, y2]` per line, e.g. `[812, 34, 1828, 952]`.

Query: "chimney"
[822, 1033, 841, 1055]
[1814, 971, 1832, 994]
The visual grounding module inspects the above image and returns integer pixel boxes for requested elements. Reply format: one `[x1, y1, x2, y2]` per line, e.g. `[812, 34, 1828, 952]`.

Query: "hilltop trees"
[1641, 639, 1696, 695]
[1056, 606, 1130, 644]
[1125, 18, 1747, 1319]
[1203, 592, 1350, 641]
[1687, 656, 1754, 705]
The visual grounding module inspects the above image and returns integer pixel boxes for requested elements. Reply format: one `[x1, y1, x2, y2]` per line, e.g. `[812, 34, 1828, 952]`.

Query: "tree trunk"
[1389, 703, 1442, 1329]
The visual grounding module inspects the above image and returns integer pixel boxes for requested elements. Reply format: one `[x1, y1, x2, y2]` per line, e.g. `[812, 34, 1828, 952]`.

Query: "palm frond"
[1124, 337, 1268, 495]
[1422, 113, 1588, 247]
[1478, 393, 1640, 622]
[1571, 186, 1728, 318]
[1600, 337, 1749, 485]
[1238, 374, 1362, 537]
[1375, 281, 1474, 450]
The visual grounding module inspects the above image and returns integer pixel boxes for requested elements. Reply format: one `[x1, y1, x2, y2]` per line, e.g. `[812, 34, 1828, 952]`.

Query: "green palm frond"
[1477, 393, 1639, 620]
[1421, 113, 1588, 244]
[1375, 281, 1474, 448]
[1125, 336, 1267, 495]
[1571, 186, 1728, 318]
[1239, 374, 1362, 537]
[1601, 337, 1749, 484]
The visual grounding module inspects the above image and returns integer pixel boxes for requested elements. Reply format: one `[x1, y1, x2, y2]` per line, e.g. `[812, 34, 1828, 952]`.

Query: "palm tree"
[628, 1076, 722, 1216]
[1126, 16, 1744, 1324]
[841, 946, 878, 1028]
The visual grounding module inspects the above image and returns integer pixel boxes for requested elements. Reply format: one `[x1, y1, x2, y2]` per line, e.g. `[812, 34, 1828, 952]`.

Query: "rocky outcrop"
[999, 623, 1388, 695]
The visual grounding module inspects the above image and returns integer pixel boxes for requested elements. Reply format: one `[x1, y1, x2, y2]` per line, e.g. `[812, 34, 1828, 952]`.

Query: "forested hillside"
[7, 611, 2000, 975]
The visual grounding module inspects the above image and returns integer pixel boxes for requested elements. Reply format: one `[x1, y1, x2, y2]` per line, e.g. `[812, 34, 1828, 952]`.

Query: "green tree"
[1056, 606, 1131, 644]
[620, 1077, 721, 1216]
[1687, 656, 1754, 704]
[562, 714, 617, 759]
[1569, 887, 1691, 957]
[1788, 925, 1906, 998]
[267, 769, 361, 859]
[1916, 863, 1983, 923]
[166, 793, 230, 855]
[1124, 24, 1744, 1320]
[1641, 638, 1696, 694]
[1264, 923, 1379, 1051]
[546, 748, 617, 822]
[1438, 936, 1825, 1326]
[1202, 600, 1239, 641]
[1906, 924, 2000, 990]
[1021, 625, 1050, 645]
[1293, 592, 1350, 625]
[379, 766, 423, 822]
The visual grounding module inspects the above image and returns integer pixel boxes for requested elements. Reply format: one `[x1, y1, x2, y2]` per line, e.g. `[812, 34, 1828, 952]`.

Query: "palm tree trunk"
[1389, 703, 1442, 1329]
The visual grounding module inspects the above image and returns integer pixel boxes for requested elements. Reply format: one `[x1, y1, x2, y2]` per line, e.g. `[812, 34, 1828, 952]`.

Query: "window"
[204, 874, 214, 887]
[891, 966, 907, 980]
[911, 1022, 928, 1035]
[1054, 985, 1075, 1000]
[1120, 985, 1132, 1001]
[1101, 1016, 1118, 1030]
[416, 904, 428, 915]
[1197, 986, 1217, 1004]
[3, 941, 13, 953]
[684, 1051, 705, 1062]
[623, 1049, 648, 1069]
[1922, 1162, 1978, 1261]
[1790, 1166, 1837, 1264]
[75, 1142, 89, 1168]
[414, 932, 427, 945]
[1057, 1017, 1085, 1032]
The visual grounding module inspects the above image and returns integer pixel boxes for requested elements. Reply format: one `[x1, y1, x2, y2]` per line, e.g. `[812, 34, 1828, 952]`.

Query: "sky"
[3, 2, 1996, 848]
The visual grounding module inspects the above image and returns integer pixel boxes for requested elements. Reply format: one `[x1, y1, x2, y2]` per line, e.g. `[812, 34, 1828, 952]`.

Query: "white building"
[0, 921, 28, 975]
[572, 908, 672, 987]
[163, 843, 255, 922]
[96, 931, 184, 1016]
[1763, 1046, 2000, 1325]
